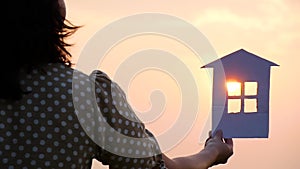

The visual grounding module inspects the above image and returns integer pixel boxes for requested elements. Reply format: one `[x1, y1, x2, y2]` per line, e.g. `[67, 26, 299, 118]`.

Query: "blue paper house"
[201, 49, 278, 138]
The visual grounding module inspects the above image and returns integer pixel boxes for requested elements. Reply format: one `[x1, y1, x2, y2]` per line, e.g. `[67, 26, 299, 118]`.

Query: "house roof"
[201, 49, 279, 68]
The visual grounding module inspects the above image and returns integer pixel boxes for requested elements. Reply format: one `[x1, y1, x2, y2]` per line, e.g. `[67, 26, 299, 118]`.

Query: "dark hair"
[1, 0, 80, 100]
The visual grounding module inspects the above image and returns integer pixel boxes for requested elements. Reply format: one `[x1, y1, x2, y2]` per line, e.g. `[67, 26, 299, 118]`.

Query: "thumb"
[213, 130, 224, 140]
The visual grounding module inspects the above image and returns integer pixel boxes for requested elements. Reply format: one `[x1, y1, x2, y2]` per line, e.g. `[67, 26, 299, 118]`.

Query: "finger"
[204, 137, 210, 147]
[208, 130, 212, 138]
[224, 138, 233, 148]
[213, 130, 223, 140]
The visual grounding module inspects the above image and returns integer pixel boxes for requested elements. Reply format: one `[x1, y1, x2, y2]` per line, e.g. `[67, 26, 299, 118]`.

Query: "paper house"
[201, 49, 278, 138]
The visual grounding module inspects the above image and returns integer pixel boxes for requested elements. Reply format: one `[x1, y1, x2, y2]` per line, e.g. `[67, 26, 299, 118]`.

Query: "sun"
[226, 81, 241, 96]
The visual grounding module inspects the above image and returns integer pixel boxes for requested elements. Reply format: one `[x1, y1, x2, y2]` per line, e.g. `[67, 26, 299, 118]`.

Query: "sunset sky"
[65, 0, 300, 168]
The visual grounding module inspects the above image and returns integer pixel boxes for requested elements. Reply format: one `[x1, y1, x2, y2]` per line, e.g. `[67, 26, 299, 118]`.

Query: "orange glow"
[227, 81, 241, 96]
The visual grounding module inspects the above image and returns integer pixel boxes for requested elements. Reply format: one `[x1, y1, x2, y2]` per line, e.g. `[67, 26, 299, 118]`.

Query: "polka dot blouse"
[0, 63, 167, 169]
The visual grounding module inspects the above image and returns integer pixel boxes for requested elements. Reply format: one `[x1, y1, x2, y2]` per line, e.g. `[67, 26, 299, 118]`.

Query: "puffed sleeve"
[89, 70, 167, 169]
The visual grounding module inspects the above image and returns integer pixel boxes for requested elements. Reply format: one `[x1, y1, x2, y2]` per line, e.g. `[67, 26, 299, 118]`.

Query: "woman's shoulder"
[49, 63, 111, 82]
[64, 65, 114, 92]
[89, 70, 112, 83]
[46, 63, 116, 95]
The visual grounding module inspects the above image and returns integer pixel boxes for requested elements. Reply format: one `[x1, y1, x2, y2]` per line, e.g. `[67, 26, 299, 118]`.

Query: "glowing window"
[245, 82, 258, 96]
[227, 82, 241, 96]
[244, 99, 257, 113]
[228, 99, 241, 113]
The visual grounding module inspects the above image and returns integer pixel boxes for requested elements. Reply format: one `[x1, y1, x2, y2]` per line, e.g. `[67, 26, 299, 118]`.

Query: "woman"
[0, 0, 233, 168]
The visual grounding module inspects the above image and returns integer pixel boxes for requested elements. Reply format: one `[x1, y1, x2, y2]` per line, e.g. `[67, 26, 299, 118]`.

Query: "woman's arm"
[162, 130, 233, 169]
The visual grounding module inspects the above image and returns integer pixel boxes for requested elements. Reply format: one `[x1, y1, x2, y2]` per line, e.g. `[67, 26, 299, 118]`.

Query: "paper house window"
[244, 98, 257, 113]
[201, 49, 278, 138]
[228, 99, 241, 113]
[226, 82, 241, 96]
[244, 82, 258, 96]
[226, 81, 258, 114]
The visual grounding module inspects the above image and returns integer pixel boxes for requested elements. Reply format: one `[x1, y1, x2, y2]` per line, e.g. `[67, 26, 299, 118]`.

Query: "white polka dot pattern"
[0, 63, 166, 169]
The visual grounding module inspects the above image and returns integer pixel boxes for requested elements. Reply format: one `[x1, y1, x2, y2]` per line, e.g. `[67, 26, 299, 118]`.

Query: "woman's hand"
[162, 130, 233, 169]
[204, 130, 234, 167]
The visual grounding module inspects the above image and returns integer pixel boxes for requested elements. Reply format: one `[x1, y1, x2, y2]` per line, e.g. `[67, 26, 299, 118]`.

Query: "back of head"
[1, 0, 79, 100]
